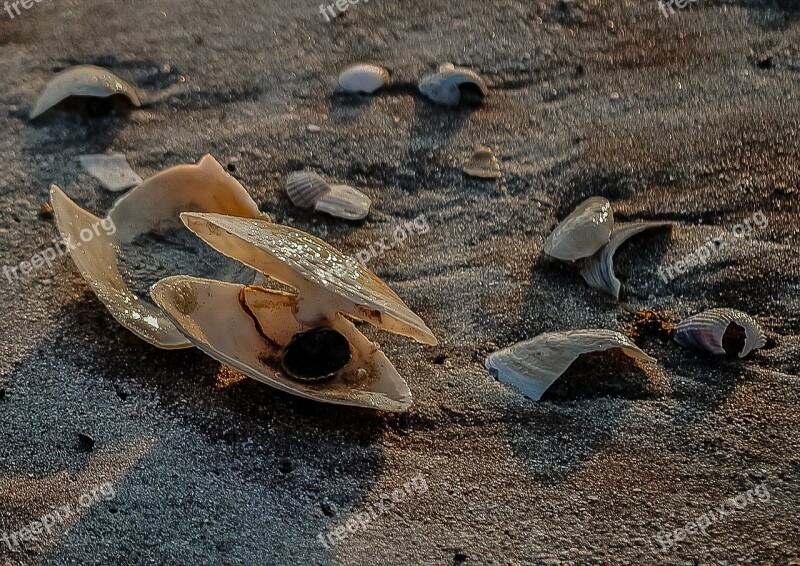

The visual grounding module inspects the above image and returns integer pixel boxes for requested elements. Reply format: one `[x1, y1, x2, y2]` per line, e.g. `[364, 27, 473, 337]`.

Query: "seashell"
[79, 153, 143, 192]
[580, 221, 673, 298]
[418, 64, 488, 106]
[463, 145, 501, 179]
[543, 197, 614, 261]
[315, 184, 371, 220]
[30, 65, 143, 119]
[485, 329, 655, 401]
[151, 277, 412, 412]
[286, 171, 331, 208]
[337, 64, 389, 94]
[180, 212, 438, 345]
[674, 308, 766, 358]
[50, 155, 266, 349]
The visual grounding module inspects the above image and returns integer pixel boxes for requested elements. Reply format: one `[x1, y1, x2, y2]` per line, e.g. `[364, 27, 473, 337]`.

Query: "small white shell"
[463, 145, 501, 179]
[315, 184, 371, 220]
[180, 212, 438, 345]
[543, 197, 614, 261]
[286, 171, 331, 208]
[337, 64, 389, 94]
[674, 308, 766, 358]
[79, 154, 143, 192]
[151, 277, 412, 412]
[30, 65, 142, 119]
[418, 64, 487, 106]
[580, 221, 672, 298]
[485, 329, 655, 401]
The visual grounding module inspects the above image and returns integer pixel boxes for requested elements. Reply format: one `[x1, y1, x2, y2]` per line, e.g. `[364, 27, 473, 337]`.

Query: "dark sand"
[1, 0, 799, 564]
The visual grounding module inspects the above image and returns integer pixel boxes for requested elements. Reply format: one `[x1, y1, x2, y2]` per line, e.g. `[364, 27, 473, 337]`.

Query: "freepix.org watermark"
[2, 216, 116, 285]
[655, 483, 770, 552]
[658, 0, 698, 18]
[350, 214, 430, 268]
[1, 482, 115, 552]
[318, 0, 374, 22]
[657, 210, 767, 284]
[3, 0, 53, 20]
[317, 473, 428, 548]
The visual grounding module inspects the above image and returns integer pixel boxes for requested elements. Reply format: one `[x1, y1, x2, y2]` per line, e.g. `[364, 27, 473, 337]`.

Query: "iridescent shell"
[674, 308, 766, 358]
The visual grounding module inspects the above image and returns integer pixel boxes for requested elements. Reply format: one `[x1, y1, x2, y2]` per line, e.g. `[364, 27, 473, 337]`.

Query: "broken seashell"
[286, 171, 331, 208]
[315, 184, 371, 220]
[485, 329, 655, 401]
[418, 64, 487, 106]
[30, 65, 143, 119]
[180, 212, 438, 345]
[674, 308, 766, 358]
[337, 64, 389, 94]
[543, 197, 614, 261]
[151, 276, 412, 411]
[50, 155, 265, 349]
[580, 221, 672, 298]
[463, 145, 501, 179]
[79, 153, 143, 192]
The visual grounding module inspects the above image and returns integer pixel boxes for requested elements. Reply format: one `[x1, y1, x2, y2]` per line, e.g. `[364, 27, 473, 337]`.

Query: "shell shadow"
[1, 289, 392, 563]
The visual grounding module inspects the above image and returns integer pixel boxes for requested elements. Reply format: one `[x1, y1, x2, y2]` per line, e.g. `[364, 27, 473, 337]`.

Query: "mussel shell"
[674, 308, 766, 358]
[485, 329, 655, 401]
[418, 64, 487, 106]
[286, 171, 331, 208]
[30, 65, 142, 119]
[337, 64, 389, 94]
[543, 197, 614, 261]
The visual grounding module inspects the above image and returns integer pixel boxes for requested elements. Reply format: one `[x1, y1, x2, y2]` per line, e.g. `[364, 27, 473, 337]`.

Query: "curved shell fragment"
[315, 184, 371, 220]
[418, 64, 487, 106]
[79, 154, 143, 192]
[50, 155, 264, 349]
[463, 145, 501, 179]
[543, 197, 614, 261]
[337, 64, 389, 94]
[580, 221, 673, 298]
[30, 65, 142, 119]
[674, 308, 766, 358]
[286, 171, 331, 208]
[180, 212, 438, 345]
[151, 276, 412, 412]
[485, 329, 655, 401]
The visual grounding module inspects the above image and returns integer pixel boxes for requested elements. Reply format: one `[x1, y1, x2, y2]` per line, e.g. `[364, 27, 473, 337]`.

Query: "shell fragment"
[337, 64, 389, 94]
[418, 64, 487, 106]
[315, 184, 371, 220]
[544, 197, 614, 261]
[79, 154, 143, 192]
[463, 145, 501, 179]
[674, 308, 767, 358]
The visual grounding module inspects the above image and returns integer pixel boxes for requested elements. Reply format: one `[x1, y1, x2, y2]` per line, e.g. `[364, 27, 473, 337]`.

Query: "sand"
[0, 0, 798, 564]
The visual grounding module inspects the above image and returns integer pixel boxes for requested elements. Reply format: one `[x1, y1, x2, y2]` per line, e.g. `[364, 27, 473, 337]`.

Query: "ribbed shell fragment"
[674, 308, 766, 358]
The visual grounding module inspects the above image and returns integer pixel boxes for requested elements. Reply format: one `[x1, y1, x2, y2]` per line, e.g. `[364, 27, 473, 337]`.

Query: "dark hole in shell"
[281, 327, 351, 381]
[722, 322, 747, 357]
[458, 83, 485, 106]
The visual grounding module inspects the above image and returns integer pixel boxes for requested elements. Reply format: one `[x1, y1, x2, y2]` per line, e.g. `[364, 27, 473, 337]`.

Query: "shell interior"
[485, 329, 655, 401]
[418, 64, 487, 106]
[314, 184, 372, 220]
[580, 221, 673, 298]
[79, 153, 143, 192]
[543, 196, 614, 261]
[150, 276, 412, 412]
[180, 212, 438, 345]
[51, 155, 265, 349]
[674, 308, 767, 358]
[30, 65, 142, 119]
[337, 64, 389, 94]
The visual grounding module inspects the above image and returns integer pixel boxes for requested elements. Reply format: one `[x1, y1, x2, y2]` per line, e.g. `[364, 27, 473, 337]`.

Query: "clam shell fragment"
[315, 184, 371, 220]
[418, 64, 487, 106]
[286, 171, 331, 208]
[674, 308, 766, 358]
[151, 276, 412, 412]
[30, 65, 142, 119]
[463, 145, 501, 179]
[580, 221, 673, 298]
[337, 64, 389, 94]
[50, 155, 265, 349]
[180, 212, 438, 345]
[79, 153, 143, 192]
[543, 197, 614, 261]
[485, 329, 655, 401]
